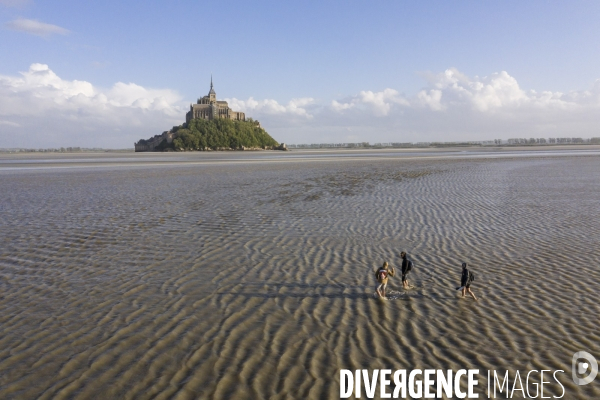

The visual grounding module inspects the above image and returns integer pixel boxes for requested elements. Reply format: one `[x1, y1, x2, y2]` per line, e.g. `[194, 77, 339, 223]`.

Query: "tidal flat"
[0, 148, 599, 399]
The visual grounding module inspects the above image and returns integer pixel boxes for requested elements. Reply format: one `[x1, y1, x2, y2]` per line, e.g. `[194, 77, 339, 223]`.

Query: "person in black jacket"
[459, 262, 477, 300]
[400, 252, 413, 289]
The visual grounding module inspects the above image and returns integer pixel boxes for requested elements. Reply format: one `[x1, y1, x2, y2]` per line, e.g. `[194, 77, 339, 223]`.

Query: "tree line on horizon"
[287, 137, 600, 149]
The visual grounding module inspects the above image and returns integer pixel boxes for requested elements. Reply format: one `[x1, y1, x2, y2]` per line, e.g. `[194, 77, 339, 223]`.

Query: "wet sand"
[0, 149, 599, 399]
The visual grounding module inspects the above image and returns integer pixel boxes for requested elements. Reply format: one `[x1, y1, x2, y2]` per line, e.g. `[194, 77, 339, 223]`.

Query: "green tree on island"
[168, 118, 279, 151]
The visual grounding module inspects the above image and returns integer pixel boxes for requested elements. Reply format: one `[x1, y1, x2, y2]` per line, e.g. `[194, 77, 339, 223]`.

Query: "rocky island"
[135, 78, 285, 152]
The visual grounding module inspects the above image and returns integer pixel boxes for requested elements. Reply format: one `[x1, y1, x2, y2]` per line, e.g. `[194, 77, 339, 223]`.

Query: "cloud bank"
[0, 64, 184, 148]
[5, 18, 70, 37]
[231, 68, 600, 144]
[1, 64, 600, 148]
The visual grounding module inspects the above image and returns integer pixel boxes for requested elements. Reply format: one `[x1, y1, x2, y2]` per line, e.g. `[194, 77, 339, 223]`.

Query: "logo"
[572, 351, 598, 386]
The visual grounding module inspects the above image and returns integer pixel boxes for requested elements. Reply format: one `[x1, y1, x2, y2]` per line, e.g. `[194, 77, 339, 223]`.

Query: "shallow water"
[0, 151, 599, 399]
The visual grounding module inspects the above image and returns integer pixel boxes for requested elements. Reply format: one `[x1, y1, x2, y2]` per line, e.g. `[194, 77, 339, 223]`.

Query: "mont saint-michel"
[134, 78, 283, 152]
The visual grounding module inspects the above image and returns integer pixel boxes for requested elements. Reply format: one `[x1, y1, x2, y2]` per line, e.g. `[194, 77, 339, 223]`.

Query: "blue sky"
[1, 0, 600, 148]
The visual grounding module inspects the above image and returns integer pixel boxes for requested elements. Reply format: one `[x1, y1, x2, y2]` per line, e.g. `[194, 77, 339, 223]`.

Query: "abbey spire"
[209, 74, 216, 95]
[208, 75, 216, 103]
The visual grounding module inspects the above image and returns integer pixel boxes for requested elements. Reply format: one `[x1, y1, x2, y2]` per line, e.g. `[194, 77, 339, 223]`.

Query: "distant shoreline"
[286, 144, 600, 153]
[3, 142, 600, 154]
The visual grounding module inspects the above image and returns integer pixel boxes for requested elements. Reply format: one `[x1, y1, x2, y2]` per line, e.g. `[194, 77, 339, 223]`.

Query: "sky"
[1, 0, 600, 148]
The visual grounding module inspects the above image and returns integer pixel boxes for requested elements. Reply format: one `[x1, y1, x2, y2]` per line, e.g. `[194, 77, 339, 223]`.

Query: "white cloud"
[357, 89, 409, 116]
[416, 89, 444, 111]
[105, 82, 181, 114]
[270, 69, 600, 144]
[424, 69, 529, 111]
[0, 64, 184, 147]
[419, 68, 596, 113]
[331, 100, 354, 111]
[226, 96, 315, 118]
[5, 18, 69, 37]
[331, 88, 409, 116]
[341, 69, 600, 117]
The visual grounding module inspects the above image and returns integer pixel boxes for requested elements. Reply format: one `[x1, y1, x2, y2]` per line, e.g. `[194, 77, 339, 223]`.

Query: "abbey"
[186, 77, 245, 124]
[134, 77, 279, 152]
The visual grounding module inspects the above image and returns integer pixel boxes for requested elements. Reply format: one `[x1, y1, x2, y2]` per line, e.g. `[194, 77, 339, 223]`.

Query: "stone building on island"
[186, 77, 245, 124]
[134, 77, 281, 152]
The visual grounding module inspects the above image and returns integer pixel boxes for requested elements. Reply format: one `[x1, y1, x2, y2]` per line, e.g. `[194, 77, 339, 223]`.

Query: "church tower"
[208, 75, 216, 103]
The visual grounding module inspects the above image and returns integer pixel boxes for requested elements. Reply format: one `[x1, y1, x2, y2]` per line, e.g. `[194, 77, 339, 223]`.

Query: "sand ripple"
[0, 155, 599, 399]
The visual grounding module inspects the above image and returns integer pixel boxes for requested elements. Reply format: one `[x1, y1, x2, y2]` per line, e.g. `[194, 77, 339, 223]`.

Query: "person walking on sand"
[458, 262, 478, 300]
[400, 252, 413, 289]
[375, 262, 395, 298]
